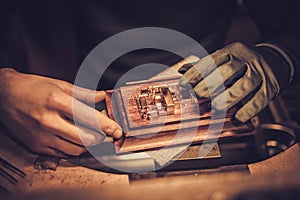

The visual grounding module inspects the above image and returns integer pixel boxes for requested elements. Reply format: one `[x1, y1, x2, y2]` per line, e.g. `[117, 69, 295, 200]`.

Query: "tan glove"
[179, 42, 283, 122]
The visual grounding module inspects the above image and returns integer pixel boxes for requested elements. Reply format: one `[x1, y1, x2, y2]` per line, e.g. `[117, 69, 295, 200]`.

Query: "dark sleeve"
[0, 47, 12, 68]
[243, 0, 300, 87]
[0, 0, 17, 69]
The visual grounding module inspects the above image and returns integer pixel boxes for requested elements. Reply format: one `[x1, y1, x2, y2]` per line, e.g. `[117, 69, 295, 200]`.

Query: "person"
[0, 0, 299, 157]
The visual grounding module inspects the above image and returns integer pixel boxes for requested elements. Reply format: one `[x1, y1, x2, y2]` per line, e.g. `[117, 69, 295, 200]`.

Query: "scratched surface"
[0, 129, 129, 194]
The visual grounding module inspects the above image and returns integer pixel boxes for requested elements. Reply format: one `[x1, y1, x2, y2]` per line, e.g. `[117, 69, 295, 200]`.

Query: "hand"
[0, 69, 122, 157]
[179, 42, 281, 122]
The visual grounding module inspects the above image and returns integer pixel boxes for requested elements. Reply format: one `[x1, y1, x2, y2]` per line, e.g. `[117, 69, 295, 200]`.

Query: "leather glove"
[179, 42, 292, 122]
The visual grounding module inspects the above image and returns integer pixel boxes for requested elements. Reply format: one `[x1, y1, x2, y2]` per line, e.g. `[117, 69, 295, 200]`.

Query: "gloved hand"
[179, 42, 291, 122]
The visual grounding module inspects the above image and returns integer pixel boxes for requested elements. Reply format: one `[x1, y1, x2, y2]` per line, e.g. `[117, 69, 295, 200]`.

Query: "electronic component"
[134, 84, 196, 120]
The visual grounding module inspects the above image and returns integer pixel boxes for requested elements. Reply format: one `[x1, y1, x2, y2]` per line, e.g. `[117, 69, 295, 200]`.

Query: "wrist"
[254, 45, 291, 90]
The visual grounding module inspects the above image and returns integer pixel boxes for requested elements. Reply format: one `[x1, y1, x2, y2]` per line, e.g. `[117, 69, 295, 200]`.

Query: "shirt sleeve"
[0, 0, 17, 69]
[0, 46, 12, 68]
[244, 0, 300, 86]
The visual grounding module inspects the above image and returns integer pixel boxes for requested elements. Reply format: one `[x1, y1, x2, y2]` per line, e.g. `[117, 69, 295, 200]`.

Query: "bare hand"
[0, 68, 122, 157]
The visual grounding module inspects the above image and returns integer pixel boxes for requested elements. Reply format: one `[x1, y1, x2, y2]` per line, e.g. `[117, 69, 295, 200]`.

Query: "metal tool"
[0, 157, 26, 184]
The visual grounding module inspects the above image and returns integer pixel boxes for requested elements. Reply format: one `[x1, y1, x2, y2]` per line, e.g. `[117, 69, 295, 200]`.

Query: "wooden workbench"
[1, 127, 300, 199]
[0, 129, 129, 194]
[0, 61, 299, 198]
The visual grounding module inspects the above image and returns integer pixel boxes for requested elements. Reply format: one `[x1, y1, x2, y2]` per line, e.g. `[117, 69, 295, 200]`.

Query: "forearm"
[255, 31, 300, 87]
[267, 32, 300, 85]
[244, 0, 300, 86]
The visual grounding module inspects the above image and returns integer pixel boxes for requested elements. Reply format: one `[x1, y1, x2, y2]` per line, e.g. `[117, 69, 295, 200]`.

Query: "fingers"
[73, 86, 106, 103]
[78, 125, 106, 145]
[212, 72, 262, 111]
[32, 119, 103, 157]
[193, 62, 247, 98]
[71, 97, 123, 138]
[49, 92, 122, 139]
[34, 146, 69, 158]
[54, 116, 106, 146]
[28, 134, 71, 158]
[235, 88, 269, 122]
[40, 145, 85, 158]
[179, 52, 230, 87]
[57, 81, 106, 104]
[49, 135, 87, 156]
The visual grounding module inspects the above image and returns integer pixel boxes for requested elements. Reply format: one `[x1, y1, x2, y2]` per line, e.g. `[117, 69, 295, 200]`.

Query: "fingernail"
[115, 129, 123, 139]
[104, 136, 114, 143]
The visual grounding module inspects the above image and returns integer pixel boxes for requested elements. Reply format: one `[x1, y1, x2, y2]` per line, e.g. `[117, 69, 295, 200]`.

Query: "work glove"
[179, 42, 293, 122]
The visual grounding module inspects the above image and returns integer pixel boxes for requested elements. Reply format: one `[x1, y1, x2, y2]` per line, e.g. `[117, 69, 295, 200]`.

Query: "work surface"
[1, 61, 300, 198]
[1, 90, 300, 199]
[1, 97, 300, 199]
[0, 127, 300, 199]
[0, 129, 129, 193]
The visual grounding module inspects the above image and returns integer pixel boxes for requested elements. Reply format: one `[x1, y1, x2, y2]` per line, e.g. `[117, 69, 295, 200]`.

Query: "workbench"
[0, 62, 299, 199]
[0, 125, 300, 199]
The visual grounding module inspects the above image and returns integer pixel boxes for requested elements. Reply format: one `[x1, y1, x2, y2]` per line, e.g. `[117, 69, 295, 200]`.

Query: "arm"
[0, 1, 122, 157]
[0, 68, 122, 157]
[244, 0, 300, 86]
[179, 0, 300, 122]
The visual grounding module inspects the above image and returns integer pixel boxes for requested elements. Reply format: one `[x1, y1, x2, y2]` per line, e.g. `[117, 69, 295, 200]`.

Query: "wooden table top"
[1, 60, 300, 198]
[0, 129, 129, 194]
